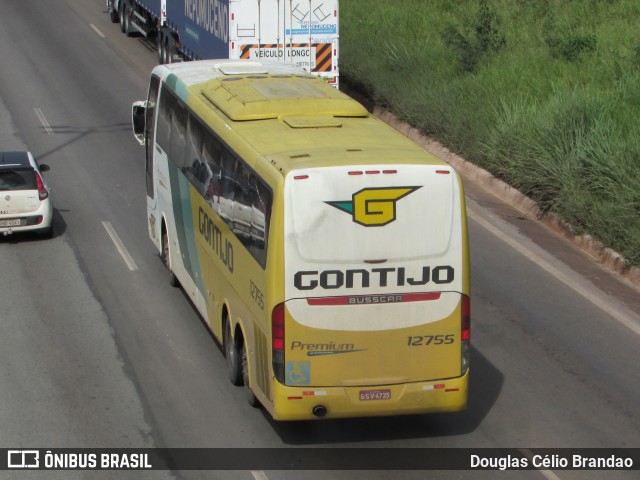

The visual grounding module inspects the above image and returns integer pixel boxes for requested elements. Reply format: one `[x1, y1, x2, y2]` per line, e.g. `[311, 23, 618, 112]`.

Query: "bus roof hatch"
[200, 76, 368, 121]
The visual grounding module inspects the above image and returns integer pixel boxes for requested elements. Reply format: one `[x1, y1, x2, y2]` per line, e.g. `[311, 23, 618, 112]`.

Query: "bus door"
[145, 75, 161, 250]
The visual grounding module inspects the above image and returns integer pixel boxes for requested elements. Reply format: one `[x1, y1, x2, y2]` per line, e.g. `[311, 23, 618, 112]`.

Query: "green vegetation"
[340, 0, 640, 267]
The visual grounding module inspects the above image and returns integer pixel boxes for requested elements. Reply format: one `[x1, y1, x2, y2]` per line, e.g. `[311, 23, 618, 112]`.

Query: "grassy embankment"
[340, 0, 640, 268]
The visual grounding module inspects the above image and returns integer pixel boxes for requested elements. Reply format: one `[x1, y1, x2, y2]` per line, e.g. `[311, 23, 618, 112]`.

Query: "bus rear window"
[286, 165, 456, 263]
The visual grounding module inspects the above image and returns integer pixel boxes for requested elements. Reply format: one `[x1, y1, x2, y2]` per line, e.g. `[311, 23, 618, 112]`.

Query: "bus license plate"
[0, 219, 21, 227]
[359, 389, 391, 401]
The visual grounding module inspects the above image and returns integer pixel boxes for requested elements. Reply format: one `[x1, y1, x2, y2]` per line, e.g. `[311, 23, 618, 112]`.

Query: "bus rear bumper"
[269, 370, 469, 421]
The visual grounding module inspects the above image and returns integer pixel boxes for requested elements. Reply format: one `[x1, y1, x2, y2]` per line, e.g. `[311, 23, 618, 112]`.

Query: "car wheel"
[225, 319, 243, 386]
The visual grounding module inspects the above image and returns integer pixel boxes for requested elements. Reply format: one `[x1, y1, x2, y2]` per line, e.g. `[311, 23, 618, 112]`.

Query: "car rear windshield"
[0, 168, 37, 191]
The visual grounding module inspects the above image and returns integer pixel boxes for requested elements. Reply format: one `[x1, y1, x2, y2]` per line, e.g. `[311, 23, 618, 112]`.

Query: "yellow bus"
[132, 59, 470, 420]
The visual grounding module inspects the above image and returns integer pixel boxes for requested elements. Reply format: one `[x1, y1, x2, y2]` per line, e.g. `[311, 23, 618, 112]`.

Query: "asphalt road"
[0, 1, 639, 479]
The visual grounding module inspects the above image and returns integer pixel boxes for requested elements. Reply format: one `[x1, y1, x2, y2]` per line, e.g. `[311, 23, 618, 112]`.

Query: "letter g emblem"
[326, 187, 420, 227]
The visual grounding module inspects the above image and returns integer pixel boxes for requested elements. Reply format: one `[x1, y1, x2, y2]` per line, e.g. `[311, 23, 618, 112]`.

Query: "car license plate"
[0, 219, 21, 227]
[359, 389, 391, 401]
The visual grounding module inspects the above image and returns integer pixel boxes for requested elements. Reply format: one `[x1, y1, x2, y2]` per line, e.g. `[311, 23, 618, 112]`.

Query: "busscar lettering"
[294, 266, 454, 290]
[348, 295, 403, 304]
[198, 207, 233, 273]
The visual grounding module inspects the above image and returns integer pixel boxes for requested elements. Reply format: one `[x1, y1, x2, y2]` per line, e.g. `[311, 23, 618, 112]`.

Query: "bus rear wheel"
[242, 344, 260, 408]
[224, 319, 243, 386]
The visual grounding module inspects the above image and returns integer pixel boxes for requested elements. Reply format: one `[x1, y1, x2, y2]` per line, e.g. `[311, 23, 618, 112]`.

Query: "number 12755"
[407, 334, 454, 346]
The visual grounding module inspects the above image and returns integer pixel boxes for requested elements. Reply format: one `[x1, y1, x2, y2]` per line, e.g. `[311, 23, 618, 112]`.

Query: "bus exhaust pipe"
[312, 405, 328, 418]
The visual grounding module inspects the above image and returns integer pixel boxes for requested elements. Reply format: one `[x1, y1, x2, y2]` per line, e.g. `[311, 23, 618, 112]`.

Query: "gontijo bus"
[132, 59, 470, 420]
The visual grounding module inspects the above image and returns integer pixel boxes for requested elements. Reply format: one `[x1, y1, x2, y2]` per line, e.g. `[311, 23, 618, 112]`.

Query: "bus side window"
[253, 178, 271, 260]
[156, 86, 172, 153]
[202, 130, 223, 203]
[169, 96, 188, 170]
[185, 114, 209, 196]
[220, 150, 237, 203]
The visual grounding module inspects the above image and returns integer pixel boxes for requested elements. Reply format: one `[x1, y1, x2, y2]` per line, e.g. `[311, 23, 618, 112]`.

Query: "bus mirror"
[132, 101, 147, 146]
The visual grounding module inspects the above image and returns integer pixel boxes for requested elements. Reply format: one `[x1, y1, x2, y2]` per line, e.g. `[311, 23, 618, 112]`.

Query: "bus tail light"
[272, 303, 285, 384]
[461, 294, 470, 374]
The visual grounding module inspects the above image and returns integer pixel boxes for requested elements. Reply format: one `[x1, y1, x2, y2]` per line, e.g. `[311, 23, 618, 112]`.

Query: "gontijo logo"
[325, 187, 420, 226]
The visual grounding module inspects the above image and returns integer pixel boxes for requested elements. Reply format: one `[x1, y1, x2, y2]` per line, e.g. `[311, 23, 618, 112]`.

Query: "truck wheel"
[108, 1, 119, 23]
[157, 31, 165, 64]
[242, 344, 260, 408]
[163, 38, 172, 64]
[123, 6, 134, 37]
[119, 1, 126, 33]
[224, 319, 243, 386]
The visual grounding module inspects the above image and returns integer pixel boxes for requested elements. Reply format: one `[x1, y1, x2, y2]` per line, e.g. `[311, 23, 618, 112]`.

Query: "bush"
[545, 32, 597, 61]
[442, 0, 506, 73]
[340, 0, 640, 267]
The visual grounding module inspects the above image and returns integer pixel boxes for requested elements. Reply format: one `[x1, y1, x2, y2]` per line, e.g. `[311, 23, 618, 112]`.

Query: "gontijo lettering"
[184, 0, 229, 43]
[198, 207, 233, 273]
[294, 266, 454, 290]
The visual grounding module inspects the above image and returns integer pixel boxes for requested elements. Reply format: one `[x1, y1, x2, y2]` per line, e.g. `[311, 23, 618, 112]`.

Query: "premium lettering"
[291, 341, 355, 351]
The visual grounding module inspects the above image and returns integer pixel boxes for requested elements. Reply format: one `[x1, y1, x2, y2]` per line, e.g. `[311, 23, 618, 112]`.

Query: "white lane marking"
[89, 23, 106, 38]
[34, 108, 53, 135]
[539, 469, 563, 480]
[251, 471, 269, 480]
[102, 221, 139, 271]
[468, 206, 640, 337]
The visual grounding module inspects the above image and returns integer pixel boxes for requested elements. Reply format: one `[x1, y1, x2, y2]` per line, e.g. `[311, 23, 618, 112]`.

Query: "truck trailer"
[107, 0, 339, 86]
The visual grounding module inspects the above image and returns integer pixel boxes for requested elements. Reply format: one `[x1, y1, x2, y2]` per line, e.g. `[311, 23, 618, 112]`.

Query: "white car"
[0, 151, 53, 237]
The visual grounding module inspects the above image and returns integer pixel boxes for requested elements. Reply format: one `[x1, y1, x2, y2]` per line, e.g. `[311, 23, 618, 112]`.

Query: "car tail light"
[272, 303, 285, 384]
[35, 171, 49, 200]
[461, 294, 470, 374]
